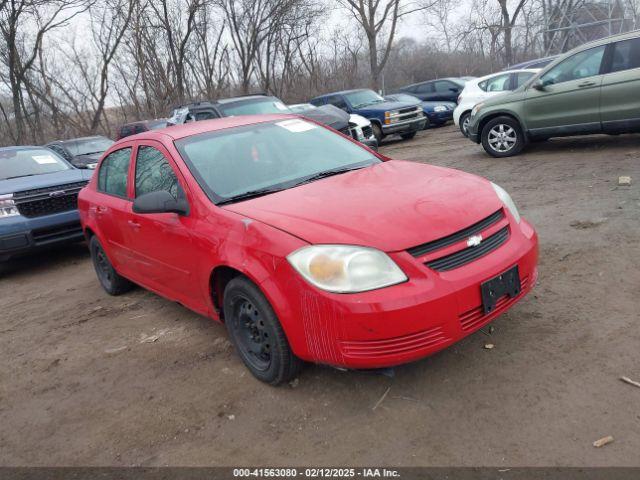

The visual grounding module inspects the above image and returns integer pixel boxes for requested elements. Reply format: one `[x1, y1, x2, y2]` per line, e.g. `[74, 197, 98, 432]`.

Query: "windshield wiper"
[4, 173, 38, 180]
[217, 187, 286, 205]
[292, 165, 369, 187]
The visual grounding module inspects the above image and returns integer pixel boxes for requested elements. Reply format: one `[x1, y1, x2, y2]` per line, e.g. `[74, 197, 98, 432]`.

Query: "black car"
[396, 77, 467, 103]
[45, 136, 114, 170]
[116, 119, 168, 140]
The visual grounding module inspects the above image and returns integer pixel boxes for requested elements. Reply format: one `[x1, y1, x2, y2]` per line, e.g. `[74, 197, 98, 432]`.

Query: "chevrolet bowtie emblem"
[467, 234, 483, 247]
[48, 190, 66, 198]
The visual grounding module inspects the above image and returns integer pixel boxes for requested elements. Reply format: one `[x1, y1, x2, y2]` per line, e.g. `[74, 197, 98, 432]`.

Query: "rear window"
[0, 148, 71, 180]
[217, 99, 289, 116]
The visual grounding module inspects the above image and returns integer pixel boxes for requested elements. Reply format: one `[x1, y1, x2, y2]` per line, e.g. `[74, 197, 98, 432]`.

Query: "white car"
[454, 69, 539, 137]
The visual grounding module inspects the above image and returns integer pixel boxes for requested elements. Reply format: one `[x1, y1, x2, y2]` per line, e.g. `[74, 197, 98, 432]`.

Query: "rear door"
[524, 45, 606, 135]
[125, 141, 200, 305]
[432, 80, 461, 102]
[600, 36, 640, 133]
[93, 146, 135, 275]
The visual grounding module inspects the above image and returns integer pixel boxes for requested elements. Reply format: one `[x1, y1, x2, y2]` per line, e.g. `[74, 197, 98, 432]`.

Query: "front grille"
[426, 226, 510, 272]
[408, 209, 504, 258]
[14, 181, 87, 218]
[459, 275, 529, 331]
[399, 107, 417, 114]
[338, 126, 350, 136]
[32, 222, 83, 245]
[362, 125, 373, 138]
[340, 325, 450, 358]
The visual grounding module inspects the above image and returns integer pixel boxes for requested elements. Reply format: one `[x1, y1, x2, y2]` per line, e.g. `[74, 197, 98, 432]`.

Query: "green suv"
[467, 31, 640, 157]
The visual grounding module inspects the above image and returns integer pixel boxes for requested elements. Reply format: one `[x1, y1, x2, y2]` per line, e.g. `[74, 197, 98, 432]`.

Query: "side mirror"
[449, 87, 459, 93]
[133, 190, 189, 216]
[533, 78, 552, 91]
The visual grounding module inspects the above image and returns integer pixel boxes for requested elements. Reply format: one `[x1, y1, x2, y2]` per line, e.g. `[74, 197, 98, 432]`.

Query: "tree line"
[1, 0, 638, 146]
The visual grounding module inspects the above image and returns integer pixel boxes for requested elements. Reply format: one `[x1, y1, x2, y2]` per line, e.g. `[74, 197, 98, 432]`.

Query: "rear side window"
[135, 146, 179, 199]
[98, 148, 131, 198]
[514, 72, 535, 88]
[415, 83, 433, 93]
[610, 37, 640, 73]
[434, 81, 459, 93]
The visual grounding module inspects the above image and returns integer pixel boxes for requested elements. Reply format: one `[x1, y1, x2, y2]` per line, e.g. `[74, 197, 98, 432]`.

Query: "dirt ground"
[1, 126, 639, 467]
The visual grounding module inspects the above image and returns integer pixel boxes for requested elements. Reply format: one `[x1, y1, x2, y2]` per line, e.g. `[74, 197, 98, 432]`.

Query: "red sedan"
[79, 115, 538, 385]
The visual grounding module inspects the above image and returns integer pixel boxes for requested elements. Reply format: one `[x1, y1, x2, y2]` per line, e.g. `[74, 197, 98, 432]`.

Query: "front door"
[125, 142, 199, 306]
[524, 45, 606, 136]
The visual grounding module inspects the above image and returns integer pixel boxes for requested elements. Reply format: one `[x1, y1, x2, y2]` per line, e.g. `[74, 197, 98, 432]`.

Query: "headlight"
[287, 245, 407, 293]
[491, 182, 520, 223]
[434, 105, 447, 112]
[0, 194, 19, 218]
[471, 102, 484, 117]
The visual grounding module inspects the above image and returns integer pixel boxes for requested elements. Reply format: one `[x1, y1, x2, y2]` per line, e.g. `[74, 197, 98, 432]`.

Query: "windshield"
[175, 119, 380, 203]
[0, 148, 71, 180]
[66, 137, 114, 156]
[344, 90, 385, 108]
[288, 104, 315, 113]
[217, 99, 291, 116]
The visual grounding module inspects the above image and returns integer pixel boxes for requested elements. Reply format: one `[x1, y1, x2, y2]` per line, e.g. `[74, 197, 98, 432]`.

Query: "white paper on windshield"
[274, 101, 288, 111]
[32, 155, 58, 164]
[276, 119, 316, 133]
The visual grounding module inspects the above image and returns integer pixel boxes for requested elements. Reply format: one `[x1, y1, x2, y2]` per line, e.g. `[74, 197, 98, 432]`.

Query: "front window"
[540, 46, 606, 85]
[98, 148, 131, 198]
[343, 90, 385, 108]
[175, 119, 380, 204]
[0, 148, 71, 180]
[66, 137, 114, 156]
[135, 146, 179, 199]
[217, 98, 290, 116]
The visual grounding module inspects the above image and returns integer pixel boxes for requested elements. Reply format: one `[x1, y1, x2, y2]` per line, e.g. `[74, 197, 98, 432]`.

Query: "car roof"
[48, 135, 108, 145]
[116, 114, 296, 142]
[313, 89, 370, 99]
[401, 77, 463, 88]
[177, 94, 273, 109]
[474, 68, 539, 83]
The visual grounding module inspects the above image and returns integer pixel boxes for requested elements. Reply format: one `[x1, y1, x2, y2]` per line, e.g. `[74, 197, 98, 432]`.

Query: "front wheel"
[223, 276, 303, 385]
[372, 123, 383, 144]
[400, 131, 417, 140]
[481, 116, 525, 157]
[459, 112, 471, 137]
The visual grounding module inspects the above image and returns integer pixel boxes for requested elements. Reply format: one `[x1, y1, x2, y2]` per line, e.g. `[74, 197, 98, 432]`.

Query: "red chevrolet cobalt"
[79, 115, 538, 385]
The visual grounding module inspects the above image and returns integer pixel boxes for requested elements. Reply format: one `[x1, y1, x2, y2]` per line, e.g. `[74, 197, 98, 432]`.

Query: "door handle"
[127, 220, 141, 228]
[578, 81, 596, 87]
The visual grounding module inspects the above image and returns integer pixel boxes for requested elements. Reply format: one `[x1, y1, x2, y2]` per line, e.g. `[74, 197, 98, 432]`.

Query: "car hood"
[482, 88, 526, 107]
[0, 168, 92, 195]
[356, 100, 420, 115]
[297, 105, 350, 131]
[223, 160, 502, 252]
[73, 152, 102, 167]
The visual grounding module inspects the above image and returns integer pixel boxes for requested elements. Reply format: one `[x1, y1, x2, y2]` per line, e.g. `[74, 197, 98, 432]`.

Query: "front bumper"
[360, 137, 379, 151]
[382, 117, 427, 135]
[0, 210, 84, 261]
[467, 116, 481, 143]
[426, 110, 453, 124]
[275, 217, 538, 369]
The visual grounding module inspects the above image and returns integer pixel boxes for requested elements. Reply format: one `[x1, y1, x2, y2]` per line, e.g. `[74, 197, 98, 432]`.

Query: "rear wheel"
[400, 131, 417, 140]
[89, 236, 133, 295]
[372, 123, 383, 144]
[481, 116, 525, 157]
[223, 276, 302, 385]
[459, 112, 471, 137]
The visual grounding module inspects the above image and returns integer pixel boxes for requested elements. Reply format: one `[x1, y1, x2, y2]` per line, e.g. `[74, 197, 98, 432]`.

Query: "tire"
[481, 116, 525, 158]
[89, 236, 133, 295]
[459, 112, 471, 137]
[372, 123, 383, 144]
[223, 276, 303, 385]
[422, 116, 431, 130]
[400, 131, 417, 140]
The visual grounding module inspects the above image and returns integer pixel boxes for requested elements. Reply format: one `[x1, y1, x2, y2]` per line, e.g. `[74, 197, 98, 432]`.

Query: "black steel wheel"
[89, 236, 133, 295]
[223, 276, 302, 385]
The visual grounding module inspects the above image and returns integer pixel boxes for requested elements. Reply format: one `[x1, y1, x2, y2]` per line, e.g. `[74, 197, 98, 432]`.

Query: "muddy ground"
[1, 126, 639, 467]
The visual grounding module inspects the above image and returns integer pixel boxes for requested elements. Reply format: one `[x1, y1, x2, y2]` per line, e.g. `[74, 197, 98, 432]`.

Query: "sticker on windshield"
[276, 119, 316, 133]
[32, 155, 58, 164]
[274, 101, 288, 111]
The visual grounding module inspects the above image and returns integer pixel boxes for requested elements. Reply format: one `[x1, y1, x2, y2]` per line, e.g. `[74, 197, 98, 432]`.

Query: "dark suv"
[1, 146, 92, 262]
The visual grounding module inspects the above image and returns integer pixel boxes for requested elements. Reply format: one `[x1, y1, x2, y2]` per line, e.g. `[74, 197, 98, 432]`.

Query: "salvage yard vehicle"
[384, 93, 455, 128]
[310, 89, 426, 142]
[46, 136, 114, 169]
[454, 69, 539, 137]
[396, 77, 467, 104]
[79, 115, 538, 385]
[116, 120, 168, 140]
[1, 146, 92, 262]
[467, 30, 640, 157]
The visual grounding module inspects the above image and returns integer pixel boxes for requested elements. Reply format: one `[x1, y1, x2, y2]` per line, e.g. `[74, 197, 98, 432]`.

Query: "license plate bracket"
[481, 265, 521, 315]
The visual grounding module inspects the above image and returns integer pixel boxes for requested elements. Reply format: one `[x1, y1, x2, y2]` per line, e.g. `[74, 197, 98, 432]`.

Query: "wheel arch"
[477, 111, 524, 138]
